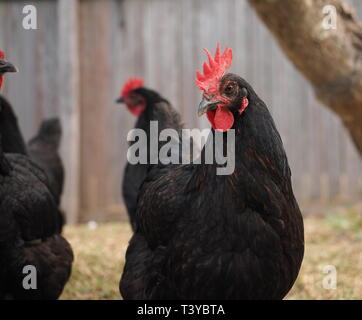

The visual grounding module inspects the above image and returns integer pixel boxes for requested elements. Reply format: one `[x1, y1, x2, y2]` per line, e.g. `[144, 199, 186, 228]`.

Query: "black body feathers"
[120, 77, 304, 300]
[28, 118, 64, 206]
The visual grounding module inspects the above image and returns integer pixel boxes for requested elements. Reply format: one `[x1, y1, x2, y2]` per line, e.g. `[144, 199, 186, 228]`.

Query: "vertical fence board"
[58, 0, 81, 223]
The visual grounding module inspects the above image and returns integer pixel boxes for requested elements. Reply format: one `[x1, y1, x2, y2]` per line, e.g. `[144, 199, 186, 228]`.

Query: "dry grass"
[60, 222, 131, 300]
[60, 204, 362, 300]
[287, 204, 362, 300]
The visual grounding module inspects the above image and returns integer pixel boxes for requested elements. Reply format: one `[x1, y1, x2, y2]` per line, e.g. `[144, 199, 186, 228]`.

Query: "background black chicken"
[0, 94, 65, 227]
[0, 96, 27, 155]
[117, 78, 183, 231]
[0, 54, 73, 299]
[120, 45, 304, 300]
[0, 95, 64, 206]
[28, 118, 64, 207]
[0, 96, 65, 229]
[0, 149, 73, 299]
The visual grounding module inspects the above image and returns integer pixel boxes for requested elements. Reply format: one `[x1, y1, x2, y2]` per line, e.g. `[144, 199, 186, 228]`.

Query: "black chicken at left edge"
[0, 51, 73, 300]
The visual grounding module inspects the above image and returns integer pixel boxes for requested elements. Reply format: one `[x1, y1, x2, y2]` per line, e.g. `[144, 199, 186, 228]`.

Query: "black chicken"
[0, 95, 27, 155]
[0, 52, 73, 299]
[0, 93, 65, 227]
[120, 44, 304, 299]
[28, 118, 64, 207]
[116, 78, 183, 231]
[0, 94, 64, 207]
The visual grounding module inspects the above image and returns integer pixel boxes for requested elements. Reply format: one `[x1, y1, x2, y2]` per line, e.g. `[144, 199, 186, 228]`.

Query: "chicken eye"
[224, 82, 236, 95]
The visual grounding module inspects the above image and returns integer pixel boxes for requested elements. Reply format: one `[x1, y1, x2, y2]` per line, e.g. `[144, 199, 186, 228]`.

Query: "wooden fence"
[0, 0, 361, 223]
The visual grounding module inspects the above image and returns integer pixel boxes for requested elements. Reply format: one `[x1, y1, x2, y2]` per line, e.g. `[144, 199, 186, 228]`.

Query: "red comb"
[195, 43, 232, 94]
[0, 50, 5, 60]
[121, 77, 144, 97]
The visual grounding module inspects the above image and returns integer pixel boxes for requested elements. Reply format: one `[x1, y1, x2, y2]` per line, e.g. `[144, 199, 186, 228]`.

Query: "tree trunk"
[248, 0, 362, 156]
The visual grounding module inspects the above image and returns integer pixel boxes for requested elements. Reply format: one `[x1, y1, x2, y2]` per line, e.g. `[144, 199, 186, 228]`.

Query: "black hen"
[116, 78, 183, 231]
[0, 53, 73, 299]
[0, 98, 64, 205]
[0, 145, 73, 299]
[120, 45, 304, 300]
[0, 99, 66, 228]
[0, 95, 27, 155]
[27, 118, 64, 207]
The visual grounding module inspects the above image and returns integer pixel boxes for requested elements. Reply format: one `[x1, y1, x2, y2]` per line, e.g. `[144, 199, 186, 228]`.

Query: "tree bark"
[248, 0, 362, 155]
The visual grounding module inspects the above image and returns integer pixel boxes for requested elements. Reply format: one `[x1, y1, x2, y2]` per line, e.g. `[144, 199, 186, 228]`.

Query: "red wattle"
[207, 105, 234, 132]
[206, 110, 216, 129]
[126, 104, 146, 117]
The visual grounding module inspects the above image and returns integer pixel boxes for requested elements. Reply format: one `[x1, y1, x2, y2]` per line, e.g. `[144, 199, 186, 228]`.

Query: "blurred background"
[0, 0, 361, 224]
[0, 0, 361, 300]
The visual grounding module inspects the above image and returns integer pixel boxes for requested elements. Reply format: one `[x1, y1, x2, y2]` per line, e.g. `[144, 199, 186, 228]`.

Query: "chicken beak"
[0, 60, 18, 73]
[116, 97, 125, 104]
[198, 97, 220, 116]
